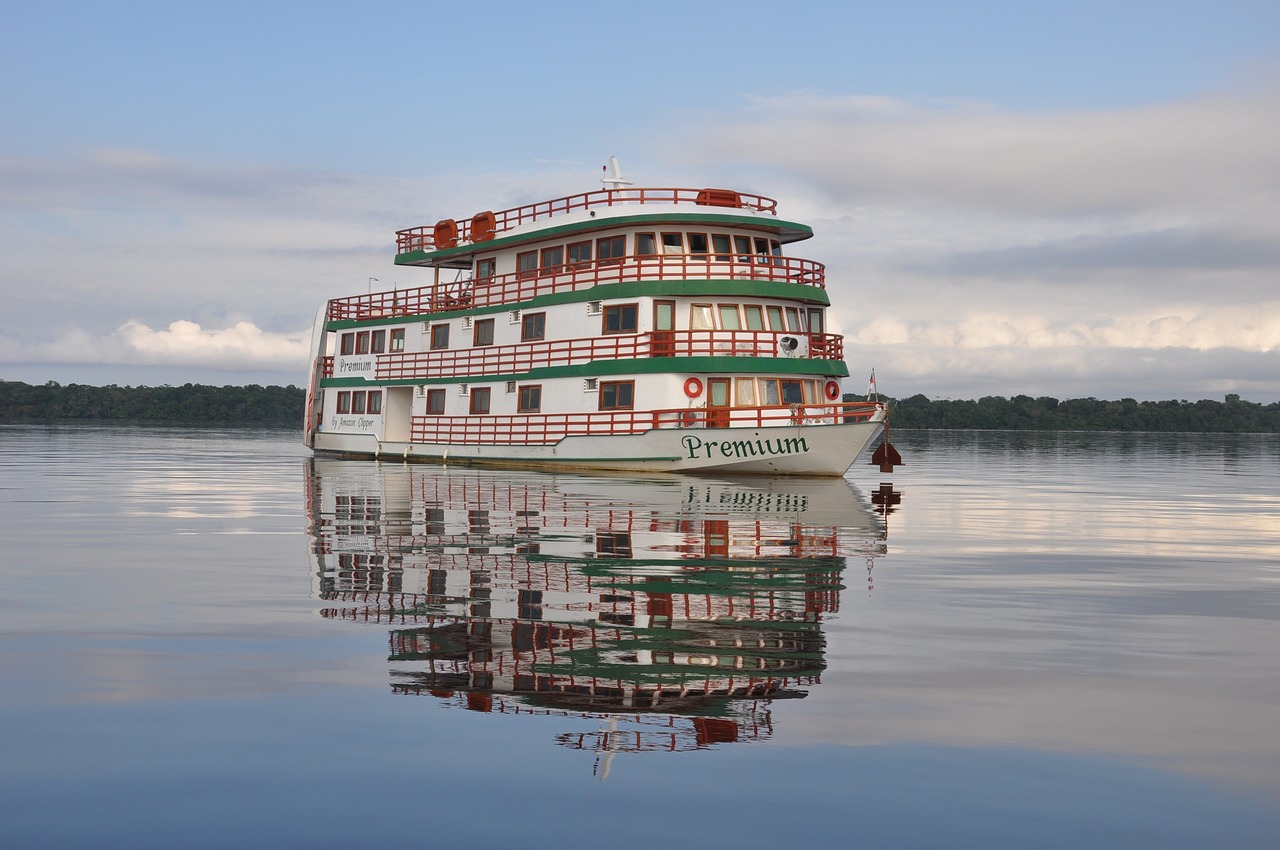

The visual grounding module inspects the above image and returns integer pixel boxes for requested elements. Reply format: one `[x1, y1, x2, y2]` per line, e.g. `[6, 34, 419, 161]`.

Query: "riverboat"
[304, 162, 890, 475]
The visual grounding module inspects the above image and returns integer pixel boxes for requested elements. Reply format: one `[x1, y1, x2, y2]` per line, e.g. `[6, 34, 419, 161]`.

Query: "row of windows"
[340, 300, 821, 358]
[510, 232, 782, 278]
[340, 328, 405, 356]
[423, 381, 634, 416]
[336, 390, 382, 415]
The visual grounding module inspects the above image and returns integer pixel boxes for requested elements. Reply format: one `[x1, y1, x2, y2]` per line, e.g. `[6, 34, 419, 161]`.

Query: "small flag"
[867, 369, 877, 398]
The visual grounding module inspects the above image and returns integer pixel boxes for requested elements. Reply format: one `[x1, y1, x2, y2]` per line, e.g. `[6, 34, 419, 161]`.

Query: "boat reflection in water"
[305, 459, 890, 777]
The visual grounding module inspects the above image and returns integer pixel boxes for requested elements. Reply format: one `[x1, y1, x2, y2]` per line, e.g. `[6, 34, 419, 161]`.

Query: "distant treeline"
[859, 393, 1280, 432]
[4, 381, 1279, 432]
[0, 381, 305, 427]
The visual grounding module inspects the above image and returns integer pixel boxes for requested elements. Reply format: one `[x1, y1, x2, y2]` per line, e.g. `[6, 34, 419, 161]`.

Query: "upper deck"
[395, 186, 801, 262]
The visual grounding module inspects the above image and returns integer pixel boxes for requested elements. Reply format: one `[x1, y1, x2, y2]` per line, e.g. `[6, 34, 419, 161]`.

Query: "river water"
[1, 425, 1278, 848]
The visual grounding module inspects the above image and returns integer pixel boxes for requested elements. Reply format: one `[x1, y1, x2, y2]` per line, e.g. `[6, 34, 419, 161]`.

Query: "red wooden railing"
[396, 187, 777, 253]
[408, 401, 883, 446]
[366, 330, 842, 381]
[327, 254, 825, 322]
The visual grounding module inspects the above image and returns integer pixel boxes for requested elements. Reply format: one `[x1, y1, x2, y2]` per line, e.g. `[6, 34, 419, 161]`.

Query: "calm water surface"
[1, 425, 1278, 848]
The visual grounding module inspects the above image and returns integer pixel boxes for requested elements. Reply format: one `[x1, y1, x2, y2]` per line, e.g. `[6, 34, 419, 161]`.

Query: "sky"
[2, 0, 1279, 401]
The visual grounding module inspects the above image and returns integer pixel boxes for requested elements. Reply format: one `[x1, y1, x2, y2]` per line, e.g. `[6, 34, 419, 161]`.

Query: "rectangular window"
[755, 237, 771, 258]
[661, 232, 683, 254]
[785, 306, 802, 332]
[634, 232, 657, 256]
[597, 235, 625, 264]
[603, 303, 638, 335]
[744, 305, 764, 331]
[473, 318, 495, 346]
[760, 379, 780, 406]
[771, 239, 783, 265]
[654, 300, 674, 331]
[712, 234, 732, 262]
[734, 235, 753, 262]
[430, 324, 450, 349]
[356, 331, 370, 355]
[340, 333, 355, 356]
[781, 380, 803, 404]
[718, 304, 741, 330]
[735, 378, 756, 407]
[476, 258, 496, 280]
[517, 251, 538, 279]
[599, 380, 634, 411]
[539, 245, 563, 275]
[470, 387, 491, 414]
[391, 328, 406, 351]
[371, 329, 386, 354]
[518, 385, 542, 413]
[690, 304, 714, 330]
[567, 240, 592, 268]
[351, 391, 366, 415]
[337, 391, 351, 413]
[521, 312, 545, 341]
[687, 233, 709, 255]
[426, 389, 446, 415]
[766, 305, 784, 330]
[367, 390, 382, 414]
[808, 309, 824, 334]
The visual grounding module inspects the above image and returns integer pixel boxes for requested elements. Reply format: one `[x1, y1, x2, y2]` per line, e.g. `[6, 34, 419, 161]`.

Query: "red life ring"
[825, 381, 840, 400]
[684, 377, 703, 398]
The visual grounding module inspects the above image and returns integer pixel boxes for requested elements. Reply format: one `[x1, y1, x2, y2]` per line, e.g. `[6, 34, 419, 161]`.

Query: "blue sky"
[3, 0, 1279, 400]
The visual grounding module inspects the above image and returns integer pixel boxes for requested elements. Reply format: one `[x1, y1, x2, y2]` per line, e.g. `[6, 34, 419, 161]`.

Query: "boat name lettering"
[333, 417, 377, 430]
[336, 356, 375, 376]
[680, 433, 810, 460]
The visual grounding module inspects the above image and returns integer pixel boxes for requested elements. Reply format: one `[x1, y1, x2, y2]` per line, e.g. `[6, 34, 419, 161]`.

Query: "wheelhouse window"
[808, 309, 824, 334]
[718, 304, 741, 330]
[690, 304, 714, 330]
[634, 233, 657, 256]
[785, 307, 802, 332]
[734, 235, 753, 262]
[371, 330, 386, 354]
[517, 385, 542, 413]
[426, 389, 446, 415]
[687, 233, 709, 256]
[599, 380, 634, 411]
[340, 333, 355, 355]
[597, 235, 625, 264]
[517, 251, 538, 279]
[473, 318, 495, 347]
[661, 233, 683, 254]
[476, 258, 496, 280]
[469, 387, 491, 414]
[521, 312, 545, 341]
[567, 241, 592, 268]
[712, 234, 732, 262]
[744, 305, 765, 330]
[766, 305, 784, 330]
[603, 304, 638, 335]
[430, 324, 450, 349]
[391, 328, 406, 351]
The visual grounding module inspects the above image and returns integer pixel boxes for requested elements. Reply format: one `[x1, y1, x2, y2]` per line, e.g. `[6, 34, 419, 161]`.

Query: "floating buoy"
[684, 377, 703, 398]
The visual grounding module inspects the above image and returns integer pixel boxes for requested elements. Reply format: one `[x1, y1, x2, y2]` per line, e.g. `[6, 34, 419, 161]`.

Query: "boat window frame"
[602, 303, 639, 335]
[712, 234, 732, 262]
[516, 250, 538, 280]
[598, 380, 635, 411]
[597, 235, 625, 265]
[340, 333, 355, 356]
[430, 323, 450, 350]
[475, 258, 497, 280]
[425, 388, 446, 415]
[367, 390, 382, 414]
[469, 386, 491, 415]
[473, 318, 495, 347]
[634, 232, 657, 256]
[517, 384, 542, 413]
[717, 304, 742, 330]
[661, 232, 684, 255]
[521, 312, 546, 342]
[371, 329, 386, 354]
[390, 328, 406, 352]
[566, 240, 592, 269]
[690, 303, 714, 330]
[337, 391, 352, 414]
[539, 245, 564, 277]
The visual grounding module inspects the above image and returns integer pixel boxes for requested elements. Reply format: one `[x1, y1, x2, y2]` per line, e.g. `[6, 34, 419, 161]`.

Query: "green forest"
[3, 381, 1279, 432]
[0, 381, 305, 427]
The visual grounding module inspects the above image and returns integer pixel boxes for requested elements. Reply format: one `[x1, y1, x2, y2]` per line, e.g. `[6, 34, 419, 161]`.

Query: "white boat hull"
[312, 419, 884, 477]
